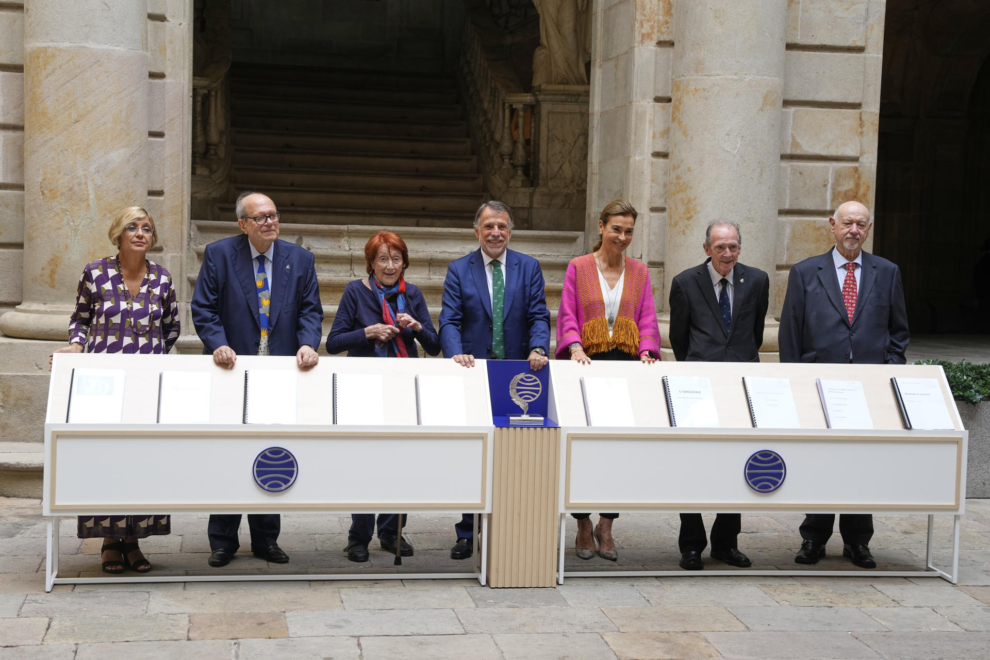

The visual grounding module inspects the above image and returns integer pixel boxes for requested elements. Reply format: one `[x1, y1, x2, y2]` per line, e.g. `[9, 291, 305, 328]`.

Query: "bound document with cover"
[243, 369, 297, 424]
[157, 371, 212, 424]
[416, 375, 467, 425]
[66, 368, 126, 423]
[743, 376, 801, 429]
[891, 377, 955, 430]
[334, 373, 386, 425]
[662, 376, 719, 428]
[816, 379, 874, 429]
[580, 377, 635, 427]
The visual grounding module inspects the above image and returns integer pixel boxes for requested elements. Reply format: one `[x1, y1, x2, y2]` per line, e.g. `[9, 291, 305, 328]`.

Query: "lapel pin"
[285, 264, 291, 270]
[740, 278, 744, 283]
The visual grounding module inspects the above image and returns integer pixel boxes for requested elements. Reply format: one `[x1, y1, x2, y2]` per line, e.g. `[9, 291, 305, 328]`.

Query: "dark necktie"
[491, 261, 505, 359]
[718, 278, 731, 333]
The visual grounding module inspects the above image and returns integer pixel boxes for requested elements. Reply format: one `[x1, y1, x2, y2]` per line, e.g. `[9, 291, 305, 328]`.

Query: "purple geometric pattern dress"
[69, 255, 179, 539]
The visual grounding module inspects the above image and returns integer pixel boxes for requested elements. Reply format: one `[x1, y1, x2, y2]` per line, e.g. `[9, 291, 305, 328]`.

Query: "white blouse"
[597, 267, 625, 337]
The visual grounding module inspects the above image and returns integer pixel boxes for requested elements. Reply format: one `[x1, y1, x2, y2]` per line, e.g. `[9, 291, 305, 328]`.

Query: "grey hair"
[473, 200, 515, 229]
[235, 190, 261, 219]
[704, 220, 742, 247]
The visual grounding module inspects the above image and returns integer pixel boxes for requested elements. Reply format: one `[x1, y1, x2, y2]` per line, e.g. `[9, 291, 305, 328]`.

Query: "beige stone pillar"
[665, 0, 785, 316]
[0, 0, 149, 340]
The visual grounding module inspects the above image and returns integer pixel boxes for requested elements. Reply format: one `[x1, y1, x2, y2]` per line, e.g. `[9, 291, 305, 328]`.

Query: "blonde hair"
[592, 200, 638, 252]
[108, 207, 158, 249]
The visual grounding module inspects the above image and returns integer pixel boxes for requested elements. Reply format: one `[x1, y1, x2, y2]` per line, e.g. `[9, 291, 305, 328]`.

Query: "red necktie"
[842, 262, 857, 322]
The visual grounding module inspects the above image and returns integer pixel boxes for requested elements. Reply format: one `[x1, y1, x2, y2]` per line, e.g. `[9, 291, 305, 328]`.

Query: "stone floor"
[2, 499, 990, 658]
[907, 335, 990, 364]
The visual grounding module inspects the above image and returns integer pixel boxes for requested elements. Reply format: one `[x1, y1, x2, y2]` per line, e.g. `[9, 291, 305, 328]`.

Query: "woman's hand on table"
[49, 343, 84, 368]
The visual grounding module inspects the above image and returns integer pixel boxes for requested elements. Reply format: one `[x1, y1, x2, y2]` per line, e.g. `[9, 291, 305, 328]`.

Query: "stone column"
[0, 0, 149, 340]
[665, 0, 785, 315]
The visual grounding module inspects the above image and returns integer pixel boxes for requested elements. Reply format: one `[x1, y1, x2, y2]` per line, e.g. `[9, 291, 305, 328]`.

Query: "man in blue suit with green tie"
[439, 200, 551, 559]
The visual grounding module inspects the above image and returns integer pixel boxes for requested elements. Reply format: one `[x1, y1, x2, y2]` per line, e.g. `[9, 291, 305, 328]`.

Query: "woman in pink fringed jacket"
[555, 199, 662, 563]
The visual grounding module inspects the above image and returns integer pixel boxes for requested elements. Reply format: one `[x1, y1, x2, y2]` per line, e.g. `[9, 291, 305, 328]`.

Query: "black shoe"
[344, 541, 370, 563]
[711, 547, 752, 568]
[450, 538, 473, 560]
[679, 550, 704, 570]
[208, 549, 234, 567]
[795, 540, 826, 564]
[843, 543, 877, 569]
[252, 544, 289, 564]
[380, 535, 414, 557]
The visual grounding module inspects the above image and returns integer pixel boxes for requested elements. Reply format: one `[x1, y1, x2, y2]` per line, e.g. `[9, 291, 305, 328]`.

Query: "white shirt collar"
[707, 260, 733, 287]
[249, 240, 275, 264]
[482, 249, 507, 270]
[831, 246, 863, 271]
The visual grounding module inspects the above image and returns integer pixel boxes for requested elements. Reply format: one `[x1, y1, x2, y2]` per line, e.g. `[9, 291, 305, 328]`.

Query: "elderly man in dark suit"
[779, 200, 910, 569]
[439, 200, 551, 559]
[668, 220, 770, 570]
[191, 191, 324, 568]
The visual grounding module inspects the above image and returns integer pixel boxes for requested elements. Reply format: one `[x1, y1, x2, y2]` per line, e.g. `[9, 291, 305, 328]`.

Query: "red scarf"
[372, 276, 409, 358]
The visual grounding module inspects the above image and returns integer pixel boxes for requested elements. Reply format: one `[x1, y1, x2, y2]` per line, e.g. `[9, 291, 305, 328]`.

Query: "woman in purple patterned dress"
[51, 207, 180, 574]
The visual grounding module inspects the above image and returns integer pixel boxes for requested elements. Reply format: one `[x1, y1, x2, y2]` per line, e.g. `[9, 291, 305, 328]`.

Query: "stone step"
[230, 183, 484, 215]
[0, 442, 43, 498]
[232, 148, 479, 175]
[232, 129, 473, 156]
[191, 220, 585, 257]
[229, 81, 459, 106]
[232, 113, 469, 139]
[212, 204, 474, 228]
[230, 97, 463, 123]
[229, 63, 457, 91]
[231, 166, 484, 194]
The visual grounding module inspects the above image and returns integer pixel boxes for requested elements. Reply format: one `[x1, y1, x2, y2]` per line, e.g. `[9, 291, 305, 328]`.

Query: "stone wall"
[586, 0, 885, 338]
[231, 0, 464, 74]
[0, 0, 191, 342]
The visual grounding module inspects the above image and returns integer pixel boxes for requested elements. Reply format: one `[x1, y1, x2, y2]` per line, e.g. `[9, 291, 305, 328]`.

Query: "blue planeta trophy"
[508, 372, 544, 426]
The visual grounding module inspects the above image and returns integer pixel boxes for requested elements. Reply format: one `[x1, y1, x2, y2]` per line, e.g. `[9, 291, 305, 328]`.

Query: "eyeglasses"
[124, 224, 154, 235]
[711, 243, 740, 253]
[243, 213, 280, 225]
[376, 255, 404, 267]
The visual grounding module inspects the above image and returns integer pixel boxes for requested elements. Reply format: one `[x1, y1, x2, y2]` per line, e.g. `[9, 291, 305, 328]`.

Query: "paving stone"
[287, 609, 464, 636]
[188, 612, 288, 640]
[0, 538, 79, 556]
[636, 582, 778, 607]
[601, 631, 722, 660]
[854, 631, 990, 658]
[21, 592, 149, 617]
[149, 587, 342, 614]
[0, 556, 42, 574]
[493, 632, 616, 659]
[0, 573, 70, 595]
[0, 594, 24, 617]
[874, 583, 985, 607]
[363, 633, 503, 659]
[457, 607, 618, 634]
[729, 605, 887, 631]
[184, 579, 314, 591]
[73, 581, 184, 592]
[932, 606, 990, 631]
[704, 631, 880, 658]
[340, 586, 473, 610]
[602, 606, 746, 632]
[316, 579, 404, 590]
[44, 615, 188, 644]
[859, 606, 961, 631]
[760, 583, 898, 607]
[467, 587, 569, 608]
[0, 645, 77, 660]
[0, 618, 48, 646]
[75, 640, 236, 659]
[401, 578, 483, 589]
[239, 636, 362, 660]
[558, 585, 650, 608]
[959, 586, 990, 605]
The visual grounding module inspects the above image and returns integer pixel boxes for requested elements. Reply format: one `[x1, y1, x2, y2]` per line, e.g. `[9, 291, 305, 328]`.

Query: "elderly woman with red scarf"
[326, 230, 441, 562]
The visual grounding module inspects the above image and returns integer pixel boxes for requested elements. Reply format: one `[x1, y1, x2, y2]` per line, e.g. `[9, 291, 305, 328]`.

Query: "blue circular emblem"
[253, 447, 298, 493]
[744, 450, 786, 493]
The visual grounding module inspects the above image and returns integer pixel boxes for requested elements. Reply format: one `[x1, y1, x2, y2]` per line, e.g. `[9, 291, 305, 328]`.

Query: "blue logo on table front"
[744, 450, 786, 493]
[253, 447, 298, 493]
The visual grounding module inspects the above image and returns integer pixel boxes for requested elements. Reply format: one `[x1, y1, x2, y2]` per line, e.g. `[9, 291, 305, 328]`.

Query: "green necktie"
[491, 260, 505, 359]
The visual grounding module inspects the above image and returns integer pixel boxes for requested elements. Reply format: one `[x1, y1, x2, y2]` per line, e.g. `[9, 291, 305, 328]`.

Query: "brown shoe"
[575, 517, 594, 559]
[595, 518, 618, 562]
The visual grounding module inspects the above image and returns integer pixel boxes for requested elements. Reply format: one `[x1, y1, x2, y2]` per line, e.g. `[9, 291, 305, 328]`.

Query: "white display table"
[43, 354, 494, 591]
[547, 361, 967, 583]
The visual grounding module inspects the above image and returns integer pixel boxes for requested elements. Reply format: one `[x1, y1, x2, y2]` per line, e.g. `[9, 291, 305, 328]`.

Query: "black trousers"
[208, 514, 280, 552]
[349, 514, 405, 545]
[799, 513, 873, 546]
[572, 513, 619, 520]
[678, 513, 740, 553]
